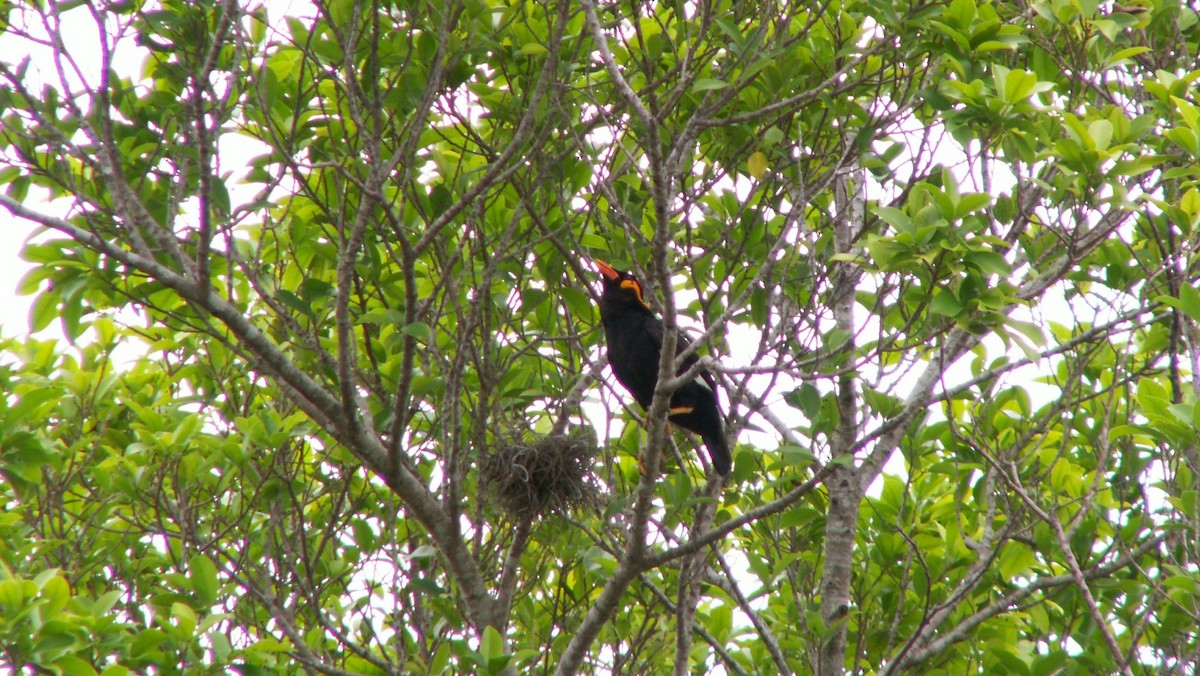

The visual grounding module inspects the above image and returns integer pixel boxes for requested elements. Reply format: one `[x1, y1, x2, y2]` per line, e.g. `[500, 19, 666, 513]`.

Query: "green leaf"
[780, 444, 817, 467]
[357, 308, 406, 325]
[171, 601, 197, 637]
[560, 286, 593, 317]
[407, 545, 438, 560]
[1136, 378, 1170, 407]
[930, 288, 963, 316]
[823, 328, 852, 351]
[51, 656, 97, 676]
[1178, 283, 1200, 321]
[29, 291, 59, 333]
[521, 287, 549, 315]
[1088, 119, 1113, 151]
[691, 78, 728, 92]
[189, 555, 219, 606]
[275, 289, 313, 318]
[954, 192, 992, 218]
[863, 387, 902, 417]
[0, 578, 27, 613]
[1174, 96, 1200, 131]
[874, 206, 912, 232]
[1031, 649, 1068, 674]
[1166, 127, 1199, 155]
[947, 0, 977, 27]
[997, 543, 1036, 579]
[480, 625, 505, 661]
[401, 322, 432, 344]
[9, 387, 62, 424]
[828, 453, 854, 467]
[248, 636, 292, 653]
[130, 629, 167, 658]
[785, 383, 822, 419]
[964, 250, 1011, 276]
[1108, 424, 1144, 440]
[747, 151, 768, 179]
[38, 575, 70, 620]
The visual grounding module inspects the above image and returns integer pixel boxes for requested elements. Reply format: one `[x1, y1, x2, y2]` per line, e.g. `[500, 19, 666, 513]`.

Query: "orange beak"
[593, 259, 619, 281]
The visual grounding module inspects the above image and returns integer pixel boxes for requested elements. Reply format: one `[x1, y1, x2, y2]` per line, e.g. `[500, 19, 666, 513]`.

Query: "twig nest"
[481, 432, 599, 520]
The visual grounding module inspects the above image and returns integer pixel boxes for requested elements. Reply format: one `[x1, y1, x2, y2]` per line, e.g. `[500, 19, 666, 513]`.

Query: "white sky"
[0, 1, 314, 339]
[1, 8, 1177, 672]
[0, 1, 1046, 491]
[0, 1, 1138, 469]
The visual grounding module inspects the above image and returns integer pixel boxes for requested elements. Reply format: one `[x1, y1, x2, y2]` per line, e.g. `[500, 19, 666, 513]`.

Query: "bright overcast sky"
[0, 1, 317, 339]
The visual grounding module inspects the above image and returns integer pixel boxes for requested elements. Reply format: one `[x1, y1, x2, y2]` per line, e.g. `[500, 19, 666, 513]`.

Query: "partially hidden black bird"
[593, 259, 732, 476]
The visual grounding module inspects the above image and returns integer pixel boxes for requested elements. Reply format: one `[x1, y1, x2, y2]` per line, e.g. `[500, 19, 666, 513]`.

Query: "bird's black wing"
[642, 314, 711, 383]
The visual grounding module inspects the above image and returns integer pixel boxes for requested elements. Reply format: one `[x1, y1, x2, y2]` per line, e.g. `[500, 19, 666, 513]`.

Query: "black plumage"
[593, 259, 732, 477]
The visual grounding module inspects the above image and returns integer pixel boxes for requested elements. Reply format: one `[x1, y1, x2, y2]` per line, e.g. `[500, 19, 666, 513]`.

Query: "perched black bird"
[593, 259, 732, 476]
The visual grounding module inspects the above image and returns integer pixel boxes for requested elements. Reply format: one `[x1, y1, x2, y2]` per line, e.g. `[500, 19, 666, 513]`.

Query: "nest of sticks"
[480, 432, 600, 520]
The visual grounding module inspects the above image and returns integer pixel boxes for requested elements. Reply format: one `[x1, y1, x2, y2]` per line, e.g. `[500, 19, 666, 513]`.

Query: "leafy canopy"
[1, 0, 1199, 673]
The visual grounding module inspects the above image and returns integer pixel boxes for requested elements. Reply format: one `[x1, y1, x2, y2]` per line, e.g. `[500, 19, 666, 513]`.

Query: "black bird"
[593, 259, 732, 476]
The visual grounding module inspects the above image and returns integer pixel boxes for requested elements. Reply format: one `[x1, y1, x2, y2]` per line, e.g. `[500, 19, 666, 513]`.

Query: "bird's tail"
[704, 433, 732, 477]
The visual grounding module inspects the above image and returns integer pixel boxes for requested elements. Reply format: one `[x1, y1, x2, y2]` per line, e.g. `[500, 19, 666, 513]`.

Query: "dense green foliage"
[1, 0, 1198, 673]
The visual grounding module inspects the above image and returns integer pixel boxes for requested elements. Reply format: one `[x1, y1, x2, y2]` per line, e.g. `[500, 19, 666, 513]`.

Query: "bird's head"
[593, 259, 650, 310]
